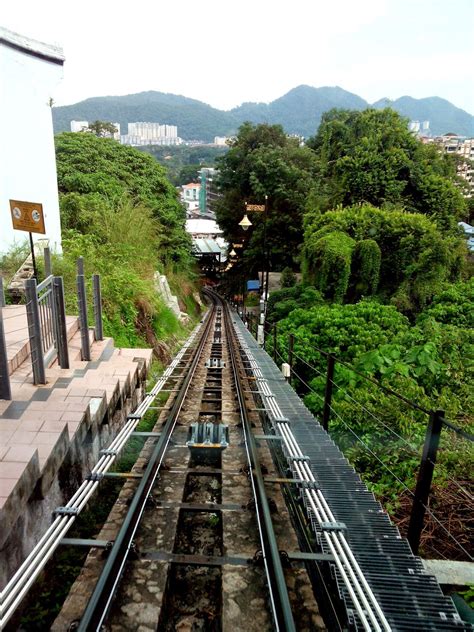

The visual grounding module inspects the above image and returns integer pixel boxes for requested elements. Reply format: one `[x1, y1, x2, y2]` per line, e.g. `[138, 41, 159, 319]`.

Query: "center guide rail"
[0, 310, 212, 631]
[218, 290, 297, 632]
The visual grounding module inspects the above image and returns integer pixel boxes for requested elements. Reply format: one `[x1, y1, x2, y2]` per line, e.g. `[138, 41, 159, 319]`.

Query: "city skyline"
[2, 0, 473, 115]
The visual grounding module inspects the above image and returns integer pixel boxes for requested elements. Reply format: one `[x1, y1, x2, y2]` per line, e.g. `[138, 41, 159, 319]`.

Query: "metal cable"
[327, 403, 473, 561]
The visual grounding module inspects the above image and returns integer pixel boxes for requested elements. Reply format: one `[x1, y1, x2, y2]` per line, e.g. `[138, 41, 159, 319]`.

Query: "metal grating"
[231, 315, 472, 632]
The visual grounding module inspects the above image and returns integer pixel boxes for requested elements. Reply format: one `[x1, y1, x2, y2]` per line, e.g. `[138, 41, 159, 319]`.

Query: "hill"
[52, 91, 237, 141]
[372, 96, 474, 137]
[52, 86, 474, 140]
[230, 86, 368, 137]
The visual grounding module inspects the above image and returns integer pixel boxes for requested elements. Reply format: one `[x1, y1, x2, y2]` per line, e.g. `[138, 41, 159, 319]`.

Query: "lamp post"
[239, 198, 269, 347]
[262, 195, 269, 309]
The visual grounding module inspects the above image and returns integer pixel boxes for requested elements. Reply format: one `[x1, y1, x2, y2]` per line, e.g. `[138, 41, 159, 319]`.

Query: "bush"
[280, 267, 297, 288]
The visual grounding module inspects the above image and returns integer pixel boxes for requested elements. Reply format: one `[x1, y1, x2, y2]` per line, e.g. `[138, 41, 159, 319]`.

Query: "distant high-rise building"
[121, 122, 181, 146]
[198, 167, 220, 217]
[70, 120, 88, 132]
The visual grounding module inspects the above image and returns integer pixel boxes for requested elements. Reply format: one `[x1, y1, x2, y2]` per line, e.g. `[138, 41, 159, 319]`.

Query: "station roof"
[186, 219, 223, 235]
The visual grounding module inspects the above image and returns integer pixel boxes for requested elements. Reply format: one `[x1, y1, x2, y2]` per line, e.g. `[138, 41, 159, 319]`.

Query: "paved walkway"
[0, 305, 153, 549]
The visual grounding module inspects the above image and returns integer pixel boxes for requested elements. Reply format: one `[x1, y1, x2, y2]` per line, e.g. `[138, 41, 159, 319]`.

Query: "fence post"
[25, 279, 46, 384]
[407, 409, 444, 555]
[92, 274, 103, 341]
[53, 277, 69, 369]
[44, 247, 52, 278]
[0, 307, 12, 400]
[288, 334, 294, 385]
[0, 276, 5, 307]
[76, 271, 91, 362]
[273, 323, 277, 363]
[322, 355, 336, 432]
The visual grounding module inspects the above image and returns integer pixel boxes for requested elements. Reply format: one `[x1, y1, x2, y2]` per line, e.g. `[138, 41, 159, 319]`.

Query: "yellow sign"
[9, 200, 46, 234]
[245, 204, 265, 212]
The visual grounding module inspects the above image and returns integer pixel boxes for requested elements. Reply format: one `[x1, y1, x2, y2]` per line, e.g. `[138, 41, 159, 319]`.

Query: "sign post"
[9, 200, 46, 280]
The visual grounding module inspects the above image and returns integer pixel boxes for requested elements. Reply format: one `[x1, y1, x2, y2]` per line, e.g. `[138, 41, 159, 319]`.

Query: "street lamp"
[238, 214, 252, 231]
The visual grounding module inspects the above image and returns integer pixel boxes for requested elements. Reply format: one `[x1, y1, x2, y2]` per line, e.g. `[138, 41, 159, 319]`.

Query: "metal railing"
[0, 297, 12, 400]
[246, 319, 474, 560]
[22, 255, 103, 385]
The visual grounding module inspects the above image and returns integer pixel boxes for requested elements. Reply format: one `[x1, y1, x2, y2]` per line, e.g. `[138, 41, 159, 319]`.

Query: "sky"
[2, 0, 474, 114]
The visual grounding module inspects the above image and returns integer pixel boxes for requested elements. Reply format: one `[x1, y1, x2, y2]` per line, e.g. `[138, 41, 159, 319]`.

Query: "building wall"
[0, 32, 64, 254]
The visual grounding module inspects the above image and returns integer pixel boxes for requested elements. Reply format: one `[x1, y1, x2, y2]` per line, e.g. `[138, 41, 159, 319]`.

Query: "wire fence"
[244, 316, 474, 561]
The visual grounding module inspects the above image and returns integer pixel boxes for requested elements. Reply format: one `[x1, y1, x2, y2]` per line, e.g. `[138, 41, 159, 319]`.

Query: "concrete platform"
[0, 315, 153, 581]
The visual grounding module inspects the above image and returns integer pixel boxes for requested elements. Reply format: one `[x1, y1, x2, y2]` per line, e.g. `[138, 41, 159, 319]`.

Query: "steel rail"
[233, 323, 392, 632]
[219, 294, 296, 632]
[77, 305, 216, 631]
[0, 321, 203, 629]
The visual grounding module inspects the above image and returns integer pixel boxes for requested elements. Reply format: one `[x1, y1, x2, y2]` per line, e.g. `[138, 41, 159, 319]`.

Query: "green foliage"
[303, 203, 465, 312]
[84, 120, 118, 137]
[306, 108, 466, 229]
[53, 134, 201, 347]
[55, 132, 192, 267]
[0, 242, 30, 283]
[304, 230, 355, 302]
[418, 278, 474, 328]
[280, 266, 297, 288]
[275, 300, 409, 373]
[458, 586, 474, 609]
[266, 284, 323, 324]
[214, 123, 319, 272]
[140, 145, 228, 186]
[351, 239, 381, 297]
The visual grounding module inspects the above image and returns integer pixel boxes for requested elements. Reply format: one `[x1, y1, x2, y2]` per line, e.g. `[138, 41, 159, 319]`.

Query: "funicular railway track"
[2, 291, 469, 631]
[52, 290, 323, 632]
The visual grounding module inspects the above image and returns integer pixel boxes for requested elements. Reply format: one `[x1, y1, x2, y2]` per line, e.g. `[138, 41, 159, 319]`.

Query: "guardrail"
[0, 251, 104, 387]
[239, 313, 473, 560]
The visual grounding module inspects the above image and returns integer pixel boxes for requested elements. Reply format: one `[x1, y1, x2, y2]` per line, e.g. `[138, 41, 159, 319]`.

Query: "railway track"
[46, 292, 323, 631]
[2, 292, 469, 631]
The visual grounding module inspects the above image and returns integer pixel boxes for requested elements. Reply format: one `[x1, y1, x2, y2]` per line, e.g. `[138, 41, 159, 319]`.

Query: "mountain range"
[52, 85, 474, 141]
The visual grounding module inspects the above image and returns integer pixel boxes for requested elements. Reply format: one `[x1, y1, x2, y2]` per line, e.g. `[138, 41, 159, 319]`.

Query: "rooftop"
[0, 26, 65, 65]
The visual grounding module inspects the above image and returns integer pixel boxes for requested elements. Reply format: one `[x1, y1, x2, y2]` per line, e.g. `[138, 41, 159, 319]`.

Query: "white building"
[70, 120, 89, 132]
[214, 136, 229, 146]
[121, 122, 182, 146]
[0, 27, 64, 254]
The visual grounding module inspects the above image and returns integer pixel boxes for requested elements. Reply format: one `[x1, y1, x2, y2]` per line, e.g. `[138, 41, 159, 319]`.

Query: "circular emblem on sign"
[13, 207, 22, 219]
[31, 210, 41, 223]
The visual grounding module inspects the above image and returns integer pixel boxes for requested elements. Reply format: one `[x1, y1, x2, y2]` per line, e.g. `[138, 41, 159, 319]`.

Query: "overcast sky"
[3, 0, 473, 113]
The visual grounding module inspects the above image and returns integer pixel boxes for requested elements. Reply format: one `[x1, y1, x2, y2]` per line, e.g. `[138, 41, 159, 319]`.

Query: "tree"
[303, 203, 466, 311]
[306, 108, 466, 230]
[214, 123, 318, 274]
[55, 132, 192, 266]
[85, 120, 118, 138]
